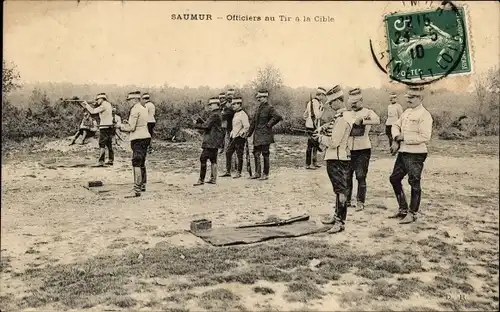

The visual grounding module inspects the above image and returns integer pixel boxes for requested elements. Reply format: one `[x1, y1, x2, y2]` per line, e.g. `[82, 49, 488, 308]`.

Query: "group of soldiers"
[74, 83, 433, 233]
[302, 84, 432, 233]
[192, 88, 283, 185]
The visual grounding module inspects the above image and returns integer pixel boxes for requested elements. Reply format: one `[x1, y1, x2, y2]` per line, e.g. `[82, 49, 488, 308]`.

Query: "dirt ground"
[1, 134, 499, 311]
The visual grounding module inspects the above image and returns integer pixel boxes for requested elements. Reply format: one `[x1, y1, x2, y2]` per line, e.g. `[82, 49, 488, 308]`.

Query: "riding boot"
[125, 167, 142, 198]
[141, 167, 147, 191]
[208, 163, 217, 184]
[409, 188, 422, 214]
[251, 155, 261, 179]
[312, 149, 321, 168]
[194, 162, 207, 186]
[97, 148, 106, 166]
[389, 189, 409, 218]
[262, 155, 270, 179]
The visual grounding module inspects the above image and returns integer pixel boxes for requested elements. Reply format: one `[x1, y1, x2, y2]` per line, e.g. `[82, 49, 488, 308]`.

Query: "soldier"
[220, 97, 250, 178]
[344, 88, 381, 211]
[312, 85, 353, 233]
[142, 93, 156, 153]
[385, 91, 404, 150]
[81, 93, 114, 166]
[389, 85, 433, 224]
[247, 89, 283, 180]
[118, 91, 151, 198]
[303, 87, 327, 169]
[221, 89, 235, 154]
[112, 107, 123, 145]
[69, 111, 98, 145]
[193, 97, 224, 186]
[218, 93, 228, 153]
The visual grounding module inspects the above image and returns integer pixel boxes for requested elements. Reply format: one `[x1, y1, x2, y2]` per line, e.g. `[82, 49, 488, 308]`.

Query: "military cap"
[316, 87, 327, 95]
[142, 93, 150, 100]
[95, 93, 107, 101]
[208, 97, 220, 105]
[389, 91, 397, 98]
[127, 91, 141, 100]
[226, 89, 236, 96]
[348, 88, 363, 103]
[326, 85, 343, 101]
[256, 90, 269, 98]
[231, 97, 243, 104]
[218, 93, 226, 99]
[405, 85, 425, 97]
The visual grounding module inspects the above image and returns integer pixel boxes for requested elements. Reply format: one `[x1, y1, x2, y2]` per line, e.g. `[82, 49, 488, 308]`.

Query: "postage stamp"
[385, 6, 471, 81]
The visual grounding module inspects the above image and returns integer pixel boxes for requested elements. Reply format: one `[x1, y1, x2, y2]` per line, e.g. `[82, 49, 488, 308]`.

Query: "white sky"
[3, 1, 499, 90]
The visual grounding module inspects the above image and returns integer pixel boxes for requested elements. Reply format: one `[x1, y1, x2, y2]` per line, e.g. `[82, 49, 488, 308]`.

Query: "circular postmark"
[369, 1, 471, 86]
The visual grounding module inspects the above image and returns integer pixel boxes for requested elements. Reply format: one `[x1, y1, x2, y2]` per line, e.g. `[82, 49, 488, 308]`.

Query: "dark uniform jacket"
[195, 109, 224, 149]
[221, 104, 235, 132]
[248, 103, 283, 146]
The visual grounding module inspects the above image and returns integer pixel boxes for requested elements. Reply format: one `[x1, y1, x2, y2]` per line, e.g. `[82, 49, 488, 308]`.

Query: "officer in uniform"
[81, 93, 114, 166]
[118, 91, 151, 198]
[312, 85, 353, 233]
[142, 93, 156, 153]
[385, 91, 404, 150]
[303, 87, 326, 169]
[247, 90, 283, 180]
[70, 111, 98, 145]
[193, 97, 224, 186]
[221, 97, 250, 178]
[389, 85, 433, 224]
[344, 88, 380, 211]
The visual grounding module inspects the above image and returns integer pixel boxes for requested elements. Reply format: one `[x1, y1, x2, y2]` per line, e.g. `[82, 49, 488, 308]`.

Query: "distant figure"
[142, 93, 156, 153]
[112, 107, 123, 145]
[303, 87, 326, 169]
[385, 92, 404, 151]
[69, 111, 98, 145]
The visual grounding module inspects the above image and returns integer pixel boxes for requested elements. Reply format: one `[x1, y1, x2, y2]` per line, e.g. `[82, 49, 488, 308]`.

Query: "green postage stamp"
[385, 6, 471, 81]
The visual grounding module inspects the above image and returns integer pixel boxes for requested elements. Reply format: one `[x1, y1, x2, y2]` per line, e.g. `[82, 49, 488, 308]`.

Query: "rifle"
[245, 139, 252, 177]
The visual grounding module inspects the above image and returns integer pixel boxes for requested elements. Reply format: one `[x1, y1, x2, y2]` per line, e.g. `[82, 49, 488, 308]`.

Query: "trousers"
[389, 152, 428, 213]
[346, 148, 371, 204]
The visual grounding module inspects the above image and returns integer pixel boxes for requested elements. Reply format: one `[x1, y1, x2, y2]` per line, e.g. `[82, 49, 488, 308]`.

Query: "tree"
[2, 60, 21, 95]
[251, 64, 284, 91]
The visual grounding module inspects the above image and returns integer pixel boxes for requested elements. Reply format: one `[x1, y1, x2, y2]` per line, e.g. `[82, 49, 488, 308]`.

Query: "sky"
[3, 0, 499, 90]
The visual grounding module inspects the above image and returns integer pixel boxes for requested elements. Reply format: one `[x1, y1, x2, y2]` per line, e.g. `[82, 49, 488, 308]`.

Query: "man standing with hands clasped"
[389, 85, 433, 224]
[118, 91, 151, 198]
[142, 93, 156, 154]
[247, 90, 283, 180]
[344, 88, 380, 211]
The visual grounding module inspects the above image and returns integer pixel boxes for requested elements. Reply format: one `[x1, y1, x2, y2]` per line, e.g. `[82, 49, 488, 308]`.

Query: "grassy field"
[1, 134, 499, 311]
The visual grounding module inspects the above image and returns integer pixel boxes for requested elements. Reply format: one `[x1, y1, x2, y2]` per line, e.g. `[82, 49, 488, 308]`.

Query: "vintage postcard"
[2, 1, 499, 311]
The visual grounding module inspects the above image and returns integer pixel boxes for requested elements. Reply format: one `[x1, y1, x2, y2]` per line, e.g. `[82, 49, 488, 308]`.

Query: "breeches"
[131, 138, 151, 167]
[200, 148, 218, 164]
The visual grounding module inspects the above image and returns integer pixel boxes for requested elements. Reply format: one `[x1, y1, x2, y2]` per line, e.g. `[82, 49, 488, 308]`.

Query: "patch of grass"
[106, 295, 136, 308]
[284, 281, 325, 302]
[198, 288, 241, 310]
[253, 286, 275, 295]
[368, 277, 424, 300]
[417, 236, 459, 258]
[355, 268, 392, 280]
[370, 227, 395, 238]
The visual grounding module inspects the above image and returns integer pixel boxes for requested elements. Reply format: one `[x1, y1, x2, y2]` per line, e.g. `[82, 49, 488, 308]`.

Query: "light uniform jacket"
[392, 104, 433, 154]
[344, 108, 380, 151]
[230, 110, 250, 139]
[303, 98, 324, 129]
[386, 103, 404, 126]
[144, 101, 156, 123]
[85, 101, 113, 128]
[121, 103, 151, 141]
[318, 114, 353, 161]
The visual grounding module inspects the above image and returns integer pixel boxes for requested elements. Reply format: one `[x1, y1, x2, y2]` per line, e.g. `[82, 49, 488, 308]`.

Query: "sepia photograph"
[2, 0, 499, 311]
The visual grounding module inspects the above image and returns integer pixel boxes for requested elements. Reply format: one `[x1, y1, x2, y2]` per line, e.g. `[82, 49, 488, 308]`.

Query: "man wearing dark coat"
[247, 89, 283, 180]
[193, 97, 224, 186]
